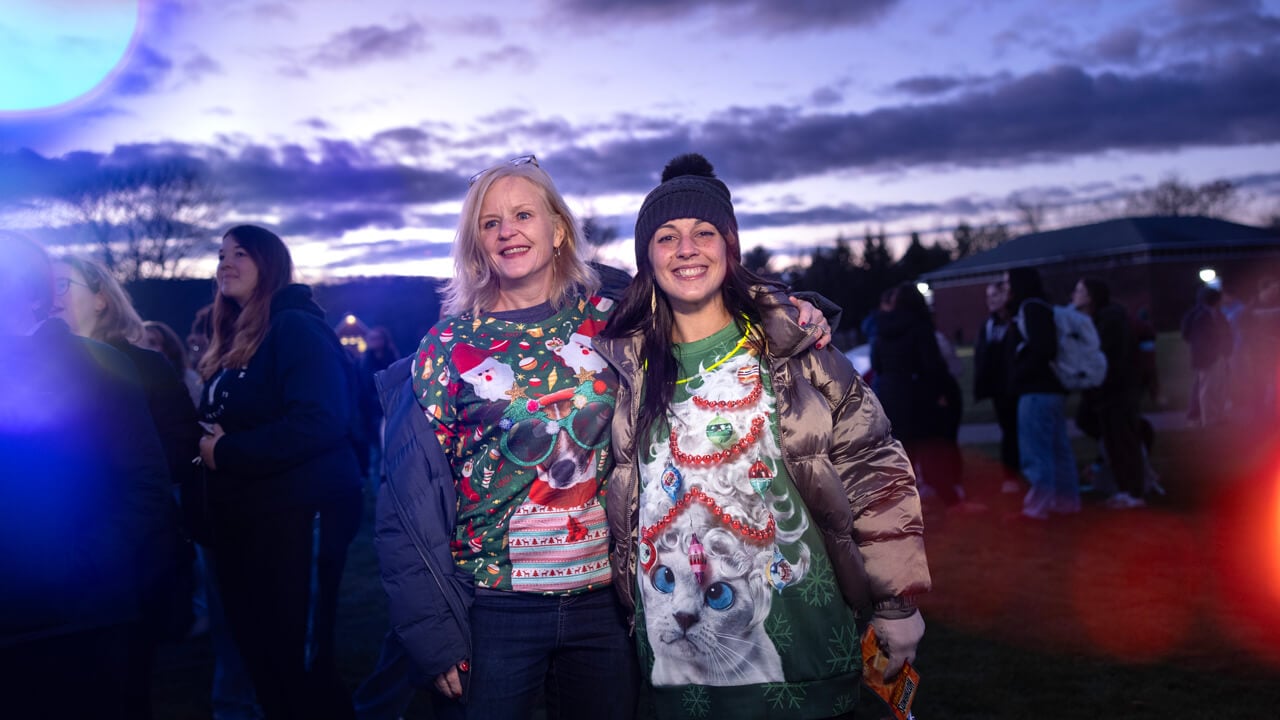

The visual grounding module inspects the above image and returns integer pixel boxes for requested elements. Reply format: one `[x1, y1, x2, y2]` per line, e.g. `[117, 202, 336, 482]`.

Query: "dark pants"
[0, 623, 134, 719]
[213, 498, 362, 720]
[993, 393, 1020, 476]
[431, 587, 639, 720]
[1095, 393, 1147, 498]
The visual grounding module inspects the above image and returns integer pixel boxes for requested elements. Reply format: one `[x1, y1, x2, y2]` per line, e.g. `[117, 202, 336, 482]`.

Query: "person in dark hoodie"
[196, 225, 362, 719]
[1071, 277, 1147, 509]
[0, 234, 173, 719]
[1005, 266, 1081, 520]
[873, 281, 981, 511]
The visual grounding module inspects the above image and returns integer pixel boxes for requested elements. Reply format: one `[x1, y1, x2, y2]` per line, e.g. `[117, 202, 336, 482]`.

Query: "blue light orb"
[0, 0, 140, 114]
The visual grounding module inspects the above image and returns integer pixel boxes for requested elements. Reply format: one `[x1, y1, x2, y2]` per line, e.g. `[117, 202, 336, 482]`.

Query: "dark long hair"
[1080, 276, 1110, 311]
[198, 225, 294, 379]
[1005, 266, 1046, 313]
[601, 228, 785, 445]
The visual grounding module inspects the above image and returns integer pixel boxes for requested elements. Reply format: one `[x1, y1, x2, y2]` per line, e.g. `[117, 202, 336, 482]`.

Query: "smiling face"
[217, 234, 260, 306]
[50, 261, 103, 337]
[478, 175, 566, 311]
[649, 217, 729, 321]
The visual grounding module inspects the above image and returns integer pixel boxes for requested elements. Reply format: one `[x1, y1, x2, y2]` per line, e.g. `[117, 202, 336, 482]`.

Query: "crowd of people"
[7, 145, 1275, 717]
[1, 153, 929, 720]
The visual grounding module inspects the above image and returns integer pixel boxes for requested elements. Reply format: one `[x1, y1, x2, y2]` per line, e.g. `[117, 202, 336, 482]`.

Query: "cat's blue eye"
[705, 581, 734, 610]
[651, 565, 675, 594]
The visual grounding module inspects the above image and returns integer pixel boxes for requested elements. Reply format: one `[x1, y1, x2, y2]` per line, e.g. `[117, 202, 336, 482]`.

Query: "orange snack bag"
[861, 624, 920, 720]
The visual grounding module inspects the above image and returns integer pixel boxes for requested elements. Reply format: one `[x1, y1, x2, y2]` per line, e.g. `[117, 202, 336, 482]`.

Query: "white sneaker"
[1104, 492, 1144, 509]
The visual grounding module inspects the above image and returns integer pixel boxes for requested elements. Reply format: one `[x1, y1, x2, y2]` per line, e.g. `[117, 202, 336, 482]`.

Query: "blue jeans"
[431, 587, 638, 720]
[1018, 393, 1081, 518]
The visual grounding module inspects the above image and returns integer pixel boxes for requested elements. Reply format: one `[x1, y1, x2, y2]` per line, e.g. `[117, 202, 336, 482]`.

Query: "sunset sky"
[2, 0, 1278, 280]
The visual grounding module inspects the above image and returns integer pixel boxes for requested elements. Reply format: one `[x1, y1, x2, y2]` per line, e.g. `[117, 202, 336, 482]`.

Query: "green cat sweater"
[634, 320, 863, 719]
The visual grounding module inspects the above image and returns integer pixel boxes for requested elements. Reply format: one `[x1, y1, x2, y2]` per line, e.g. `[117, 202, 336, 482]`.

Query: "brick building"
[920, 216, 1280, 345]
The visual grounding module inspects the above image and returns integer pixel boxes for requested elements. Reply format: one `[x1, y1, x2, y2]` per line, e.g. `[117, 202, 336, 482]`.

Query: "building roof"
[922, 215, 1279, 282]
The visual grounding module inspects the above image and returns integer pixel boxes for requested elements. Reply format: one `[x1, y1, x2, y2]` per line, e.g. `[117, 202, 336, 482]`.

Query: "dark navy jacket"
[200, 284, 362, 518]
[1, 320, 172, 646]
[374, 355, 474, 681]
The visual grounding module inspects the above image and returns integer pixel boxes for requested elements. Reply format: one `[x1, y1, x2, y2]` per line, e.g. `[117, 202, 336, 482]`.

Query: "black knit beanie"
[634, 153, 739, 263]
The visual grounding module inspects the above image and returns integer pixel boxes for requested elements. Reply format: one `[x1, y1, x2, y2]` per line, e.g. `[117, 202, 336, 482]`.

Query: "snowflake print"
[797, 557, 836, 607]
[681, 686, 710, 718]
[765, 612, 795, 653]
[763, 682, 806, 710]
[826, 625, 860, 674]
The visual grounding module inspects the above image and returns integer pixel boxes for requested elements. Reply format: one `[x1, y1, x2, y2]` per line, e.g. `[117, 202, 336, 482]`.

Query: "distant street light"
[1198, 268, 1216, 284]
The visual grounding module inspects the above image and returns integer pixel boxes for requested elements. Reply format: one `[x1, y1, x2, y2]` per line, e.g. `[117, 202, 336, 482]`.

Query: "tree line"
[28, 165, 1269, 303]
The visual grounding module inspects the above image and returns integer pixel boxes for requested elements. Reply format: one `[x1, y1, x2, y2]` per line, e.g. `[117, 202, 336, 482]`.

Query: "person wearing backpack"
[1004, 267, 1081, 520]
[1072, 278, 1147, 509]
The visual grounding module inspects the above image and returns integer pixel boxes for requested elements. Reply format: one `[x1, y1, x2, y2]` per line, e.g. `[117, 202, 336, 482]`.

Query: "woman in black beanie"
[596, 154, 931, 719]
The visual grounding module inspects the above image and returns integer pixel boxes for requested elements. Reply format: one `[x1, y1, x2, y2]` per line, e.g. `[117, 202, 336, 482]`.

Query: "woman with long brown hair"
[196, 224, 362, 719]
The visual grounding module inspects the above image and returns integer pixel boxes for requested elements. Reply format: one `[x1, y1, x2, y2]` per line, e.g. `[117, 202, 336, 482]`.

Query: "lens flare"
[1213, 439, 1280, 668]
[0, 0, 141, 115]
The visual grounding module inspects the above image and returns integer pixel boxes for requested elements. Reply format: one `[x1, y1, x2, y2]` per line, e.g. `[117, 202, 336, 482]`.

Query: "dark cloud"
[6, 45, 1278, 248]
[277, 207, 406, 237]
[562, 49, 1280, 189]
[1173, 0, 1261, 18]
[0, 140, 464, 222]
[251, 2, 296, 21]
[892, 75, 964, 96]
[212, 140, 462, 211]
[310, 23, 427, 68]
[114, 44, 174, 96]
[1090, 27, 1148, 65]
[809, 86, 843, 107]
[182, 52, 223, 83]
[555, 0, 900, 31]
[452, 45, 536, 72]
[321, 238, 455, 269]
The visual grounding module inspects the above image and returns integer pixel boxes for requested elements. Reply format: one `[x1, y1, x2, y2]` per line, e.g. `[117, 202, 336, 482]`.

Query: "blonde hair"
[59, 256, 144, 345]
[440, 162, 598, 317]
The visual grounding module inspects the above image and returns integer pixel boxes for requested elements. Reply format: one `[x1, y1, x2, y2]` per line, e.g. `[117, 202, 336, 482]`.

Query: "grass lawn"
[153, 420, 1280, 719]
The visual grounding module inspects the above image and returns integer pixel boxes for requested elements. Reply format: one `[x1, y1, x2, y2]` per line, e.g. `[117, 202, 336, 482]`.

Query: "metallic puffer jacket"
[594, 288, 931, 619]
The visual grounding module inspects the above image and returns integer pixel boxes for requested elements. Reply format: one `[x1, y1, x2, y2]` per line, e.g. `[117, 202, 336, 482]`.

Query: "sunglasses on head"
[468, 154, 539, 186]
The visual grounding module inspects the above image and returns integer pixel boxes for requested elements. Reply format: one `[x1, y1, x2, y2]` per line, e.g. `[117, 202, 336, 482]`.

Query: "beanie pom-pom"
[661, 153, 716, 183]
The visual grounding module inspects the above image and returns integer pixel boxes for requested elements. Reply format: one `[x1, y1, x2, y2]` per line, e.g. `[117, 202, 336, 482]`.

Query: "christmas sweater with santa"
[413, 296, 617, 595]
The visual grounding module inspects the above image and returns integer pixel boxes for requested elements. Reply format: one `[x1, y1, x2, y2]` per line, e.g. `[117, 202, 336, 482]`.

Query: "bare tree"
[580, 215, 618, 261]
[1124, 175, 1238, 218]
[66, 160, 225, 281]
[1011, 197, 1046, 234]
[951, 220, 1010, 259]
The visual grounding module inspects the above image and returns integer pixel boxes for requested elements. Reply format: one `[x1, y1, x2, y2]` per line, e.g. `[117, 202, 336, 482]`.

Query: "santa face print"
[648, 217, 729, 319]
[478, 176, 566, 311]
